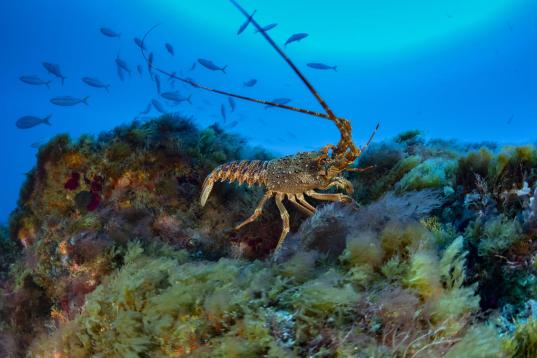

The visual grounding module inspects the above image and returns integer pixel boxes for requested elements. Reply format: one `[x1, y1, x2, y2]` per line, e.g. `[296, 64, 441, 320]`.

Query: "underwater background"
[3, 0, 537, 357]
[2, 0, 537, 222]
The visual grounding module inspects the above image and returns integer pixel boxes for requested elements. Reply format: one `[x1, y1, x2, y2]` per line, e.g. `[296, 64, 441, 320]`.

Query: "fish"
[137, 64, 143, 76]
[264, 97, 291, 109]
[165, 43, 174, 56]
[284, 33, 309, 47]
[507, 114, 514, 124]
[117, 65, 125, 82]
[82, 77, 110, 92]
[254, 23, 277, 33]
[139, 102, 152, 115]
[154, 74, 161, 94]
[134, 37, 146, 50]
[19, 75, 52, 89]
[197, 58, 227, 73]
[16, 115, 52, 129]
[115, 55, 131, 74]
[237, 10, 256, 35]
[189, 62, 196, 71]
[161, 91, 192, 104]
[42, 62, 67, 85]
[50, 96, 89, 106]
[307, 62, 337, 71]
[147, 52, 154, 80]
[100, 27, 121, 38]
[228, 96, 236, 112]
[220, 104, 227, 122]
[243, 79, 257, 87]
[151, 99, 167, 114]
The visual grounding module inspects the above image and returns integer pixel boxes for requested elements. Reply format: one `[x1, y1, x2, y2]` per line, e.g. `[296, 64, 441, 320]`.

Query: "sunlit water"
[1, 0, 536, 221]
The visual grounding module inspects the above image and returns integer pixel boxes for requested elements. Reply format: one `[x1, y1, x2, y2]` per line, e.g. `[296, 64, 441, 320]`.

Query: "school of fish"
[15, 7, 338, 147]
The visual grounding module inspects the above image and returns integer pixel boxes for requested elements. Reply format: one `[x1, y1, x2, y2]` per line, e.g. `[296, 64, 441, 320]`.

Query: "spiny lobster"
[141, 0, 378, 253]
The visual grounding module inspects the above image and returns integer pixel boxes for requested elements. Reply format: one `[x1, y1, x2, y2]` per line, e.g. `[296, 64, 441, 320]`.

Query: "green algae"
[3, 117, 537, 356]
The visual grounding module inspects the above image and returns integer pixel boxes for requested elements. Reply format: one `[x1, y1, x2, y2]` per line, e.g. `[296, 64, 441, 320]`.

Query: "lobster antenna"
[229, 0, 337, 120]
[140, 25, 333, 120]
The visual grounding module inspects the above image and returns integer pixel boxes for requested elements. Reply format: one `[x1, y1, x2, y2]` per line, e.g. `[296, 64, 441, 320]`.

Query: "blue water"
[1, 0, 536, 222]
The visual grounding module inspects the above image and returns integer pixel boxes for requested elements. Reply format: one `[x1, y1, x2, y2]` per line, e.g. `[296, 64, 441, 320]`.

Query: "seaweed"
[3, 118, 537, 356]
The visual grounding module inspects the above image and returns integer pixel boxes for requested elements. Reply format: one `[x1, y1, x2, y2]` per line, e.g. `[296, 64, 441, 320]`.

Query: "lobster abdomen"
[200, 160, 269, 206]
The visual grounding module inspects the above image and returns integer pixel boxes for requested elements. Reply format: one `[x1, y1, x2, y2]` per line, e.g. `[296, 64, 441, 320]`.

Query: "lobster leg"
[287, 194, 314, 216]
[235, 191, 273, 230]
[274, 192, 290, 252]
[296, 193, 316, 213]
[325, 177, 354, 194]
[305, 190, 353, 203]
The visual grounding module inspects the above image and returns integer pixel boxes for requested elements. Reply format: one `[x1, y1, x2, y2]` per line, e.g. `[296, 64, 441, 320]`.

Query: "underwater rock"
[3, 114, 537, 356]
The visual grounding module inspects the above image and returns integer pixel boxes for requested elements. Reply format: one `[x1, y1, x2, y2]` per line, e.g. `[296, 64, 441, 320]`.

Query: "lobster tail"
[200, 160, 269, 206]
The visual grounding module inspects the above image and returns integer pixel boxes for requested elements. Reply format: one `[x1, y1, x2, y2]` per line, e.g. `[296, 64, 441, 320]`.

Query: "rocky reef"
[1, 117, 537, 357]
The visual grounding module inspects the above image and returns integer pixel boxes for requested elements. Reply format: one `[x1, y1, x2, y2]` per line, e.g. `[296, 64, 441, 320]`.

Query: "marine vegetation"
[0, 113, 536, 356]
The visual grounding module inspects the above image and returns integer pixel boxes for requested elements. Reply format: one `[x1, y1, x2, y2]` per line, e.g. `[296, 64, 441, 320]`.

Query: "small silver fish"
[243, 78, 257, 87]
[117, 65, 125, 82]
[161, 91, 192, 104]
[198, 58, 227, 73]
[226, 120, 239, 129]
[50, 96, 89, 106]
[137, 64, 143, 76]
[20, 75, 52, 89]
[100, 27, 121, 38]
[82, 77, 110, 92]
[115, 55, 131, 74]
[189, 62, 196, 71]
[155, 74, 161, 94]
[42, 62, 67, 85]
[254, 23, 277, 33]
[284, 33, 309, 47]
[237, 10, 256, 35]
[220, 104, 227, 122]
[228, 97, 236, 112]
[134, 37, 146, 50]
[165, 43, 174, 56]
[16, 115, 52, 129]
[307, 62, 337, 71]
[151, 99, 167, 114]
[265, 98, 291, 109]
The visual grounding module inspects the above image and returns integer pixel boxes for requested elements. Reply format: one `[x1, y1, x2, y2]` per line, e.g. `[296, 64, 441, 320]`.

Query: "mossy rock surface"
[2, 115, 537, 357]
